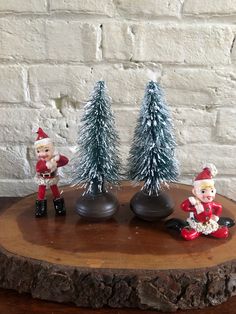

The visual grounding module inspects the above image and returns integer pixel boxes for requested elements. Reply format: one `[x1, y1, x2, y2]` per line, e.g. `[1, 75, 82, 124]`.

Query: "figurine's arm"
[181, 199, 195, 212]
[54, 155, 69, 168]
[212, 202, 222, 219]
[36, 160, 49, 173]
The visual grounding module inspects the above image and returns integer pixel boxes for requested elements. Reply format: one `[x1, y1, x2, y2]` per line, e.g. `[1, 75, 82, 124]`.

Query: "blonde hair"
[199, 183, 214, 189]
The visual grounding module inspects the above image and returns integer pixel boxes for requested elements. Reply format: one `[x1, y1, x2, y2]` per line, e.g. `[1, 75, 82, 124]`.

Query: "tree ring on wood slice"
[76, 191, 119, 220]
[130, 190, 174, 221]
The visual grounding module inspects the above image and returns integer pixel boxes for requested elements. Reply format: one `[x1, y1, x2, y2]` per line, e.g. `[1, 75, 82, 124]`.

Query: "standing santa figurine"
[34, 128, 69, 218]
[180, 164, 229, 240]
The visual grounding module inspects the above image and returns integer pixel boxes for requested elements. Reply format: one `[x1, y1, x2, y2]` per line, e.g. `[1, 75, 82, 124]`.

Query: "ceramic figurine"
[34, 128, 69, 218]
[165, 164, 235, 240]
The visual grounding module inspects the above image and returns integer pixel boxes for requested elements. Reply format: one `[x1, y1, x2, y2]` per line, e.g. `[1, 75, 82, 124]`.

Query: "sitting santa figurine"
[34, 128, 69, 218]
[180, 164, 229, 240]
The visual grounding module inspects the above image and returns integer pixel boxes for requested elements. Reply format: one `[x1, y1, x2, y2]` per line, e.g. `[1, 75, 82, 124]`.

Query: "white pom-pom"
[202, 163, 217, 177]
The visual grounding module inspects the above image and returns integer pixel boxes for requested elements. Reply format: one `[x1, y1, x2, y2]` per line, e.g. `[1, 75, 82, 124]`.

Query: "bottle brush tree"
[71, 81, 121, 220]
[127, 81, 179, 221]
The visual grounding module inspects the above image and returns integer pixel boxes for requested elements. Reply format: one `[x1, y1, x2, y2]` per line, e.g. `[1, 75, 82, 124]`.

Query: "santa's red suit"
[181, 197, 228, 240]
[180, 164, 229, 240]
[35, 154, 69, 200]
[181, 197, 222, 235]
[33, 127, 69, 218]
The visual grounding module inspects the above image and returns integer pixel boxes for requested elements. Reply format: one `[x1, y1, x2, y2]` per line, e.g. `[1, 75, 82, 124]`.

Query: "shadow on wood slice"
[130, 190, 174, 221]
[76, 191, 119, 221]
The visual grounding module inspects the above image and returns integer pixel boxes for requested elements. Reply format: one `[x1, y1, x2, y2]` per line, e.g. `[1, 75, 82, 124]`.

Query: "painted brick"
[0, 66, 25, 102]
[177, 144, 236, 175]
[103, 22, 234, 65]
[175, 126, 212, 145]
[0, 146, 31, 179]
[29, 65, 160, 105]
[0, 0, 47, 13]
[183, 0, 236, 15]
[46, 21, 100, 62]
[0, 179, 36, 197]
[216, 109, 236, 143]
[0, 108, 40, 144]
[173, 108, 216, 144]
[161, 68, 227, 92]
[50, 0, 115, 17]
[172, 108, 217, 127]
[0, 19, 46, 61]
[164, 88, 213, 107]
[29, 65, 92, 102]
[162, 67, 236, 107]
[113, 109, 139, 143]
[93, 65, 160, 106]
[0, 19, 100, 62]
[114, 0, 182, 18]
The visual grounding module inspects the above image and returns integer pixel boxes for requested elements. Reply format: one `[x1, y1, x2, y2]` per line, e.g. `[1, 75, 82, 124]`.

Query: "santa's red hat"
[193, 164, 217, 188]
[34, 128, 52, 147]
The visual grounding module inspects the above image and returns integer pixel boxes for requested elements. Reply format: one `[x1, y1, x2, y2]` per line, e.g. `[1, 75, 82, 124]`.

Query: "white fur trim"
[34, 137, 52, 147]
[34, 174, 59, 186]
[195, 203, 204, 214]
[193, 179, 214, 188]
[188, 197, 204, 214]
[189, 197, 197, 206]
[187, 217, 219, 235]
[212, 214, 219, 222]
[202, 163, 218, 177]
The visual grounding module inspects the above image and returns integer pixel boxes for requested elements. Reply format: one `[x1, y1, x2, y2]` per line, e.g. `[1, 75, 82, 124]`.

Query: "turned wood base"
[0, 183, 236, 312]
[76, 191, 119, 220]
[130, 190, 174, 221]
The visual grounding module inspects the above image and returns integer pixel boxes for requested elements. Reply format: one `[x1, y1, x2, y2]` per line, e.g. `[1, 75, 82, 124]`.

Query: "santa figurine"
[180, 164, 229, 240]
[34, 128, 69, 218]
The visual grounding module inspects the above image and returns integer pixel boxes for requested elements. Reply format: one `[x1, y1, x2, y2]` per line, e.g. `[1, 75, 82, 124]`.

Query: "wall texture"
[1, 0, 236, 199]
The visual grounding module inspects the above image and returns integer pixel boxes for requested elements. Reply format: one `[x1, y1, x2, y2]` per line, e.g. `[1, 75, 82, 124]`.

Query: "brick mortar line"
[0, 60, 235, 69]
[0, 13, 235, 25]
[0, 104, 234, 110]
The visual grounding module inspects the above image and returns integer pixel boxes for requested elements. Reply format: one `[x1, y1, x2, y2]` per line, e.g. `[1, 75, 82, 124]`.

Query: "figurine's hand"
[46, 159, 57, 172]
[212, 214, 219, 222]
[54, 154, 60, 162]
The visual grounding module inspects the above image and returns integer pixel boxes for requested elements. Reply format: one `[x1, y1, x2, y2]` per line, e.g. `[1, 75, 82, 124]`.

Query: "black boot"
[218, 216, 235, 228]
[53, 198, 66, 216]
[165, 218, 189, 232]
[35, 199, 47, 218]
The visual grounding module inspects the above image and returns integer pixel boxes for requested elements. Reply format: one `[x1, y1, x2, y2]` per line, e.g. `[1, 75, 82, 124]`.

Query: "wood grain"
[0, 183, 235, 311]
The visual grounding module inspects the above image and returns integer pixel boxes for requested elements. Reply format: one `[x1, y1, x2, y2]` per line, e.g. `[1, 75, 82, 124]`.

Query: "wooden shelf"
[0, 183, 235, 312]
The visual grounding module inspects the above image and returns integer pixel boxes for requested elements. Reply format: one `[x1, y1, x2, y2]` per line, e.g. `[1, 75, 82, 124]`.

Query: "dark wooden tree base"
[130, 190, 174, 221]
[76, 191, 119, 220]
[0, 183, 236, 312]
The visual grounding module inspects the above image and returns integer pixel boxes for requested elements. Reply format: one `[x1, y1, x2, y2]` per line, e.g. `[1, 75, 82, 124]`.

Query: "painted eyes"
[45, 149, 49, 152]
[201, 189, 214, 194]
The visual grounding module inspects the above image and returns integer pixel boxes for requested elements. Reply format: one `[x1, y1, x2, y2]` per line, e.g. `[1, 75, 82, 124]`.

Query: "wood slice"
[0, 183, 236, 312]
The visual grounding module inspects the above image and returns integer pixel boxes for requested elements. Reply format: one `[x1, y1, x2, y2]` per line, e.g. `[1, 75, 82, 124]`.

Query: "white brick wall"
[0, 0, 236, 201]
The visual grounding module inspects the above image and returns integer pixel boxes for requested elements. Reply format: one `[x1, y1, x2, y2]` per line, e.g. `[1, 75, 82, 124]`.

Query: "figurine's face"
[35, 143, 54, 161]
[193, 185, 216, 203]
